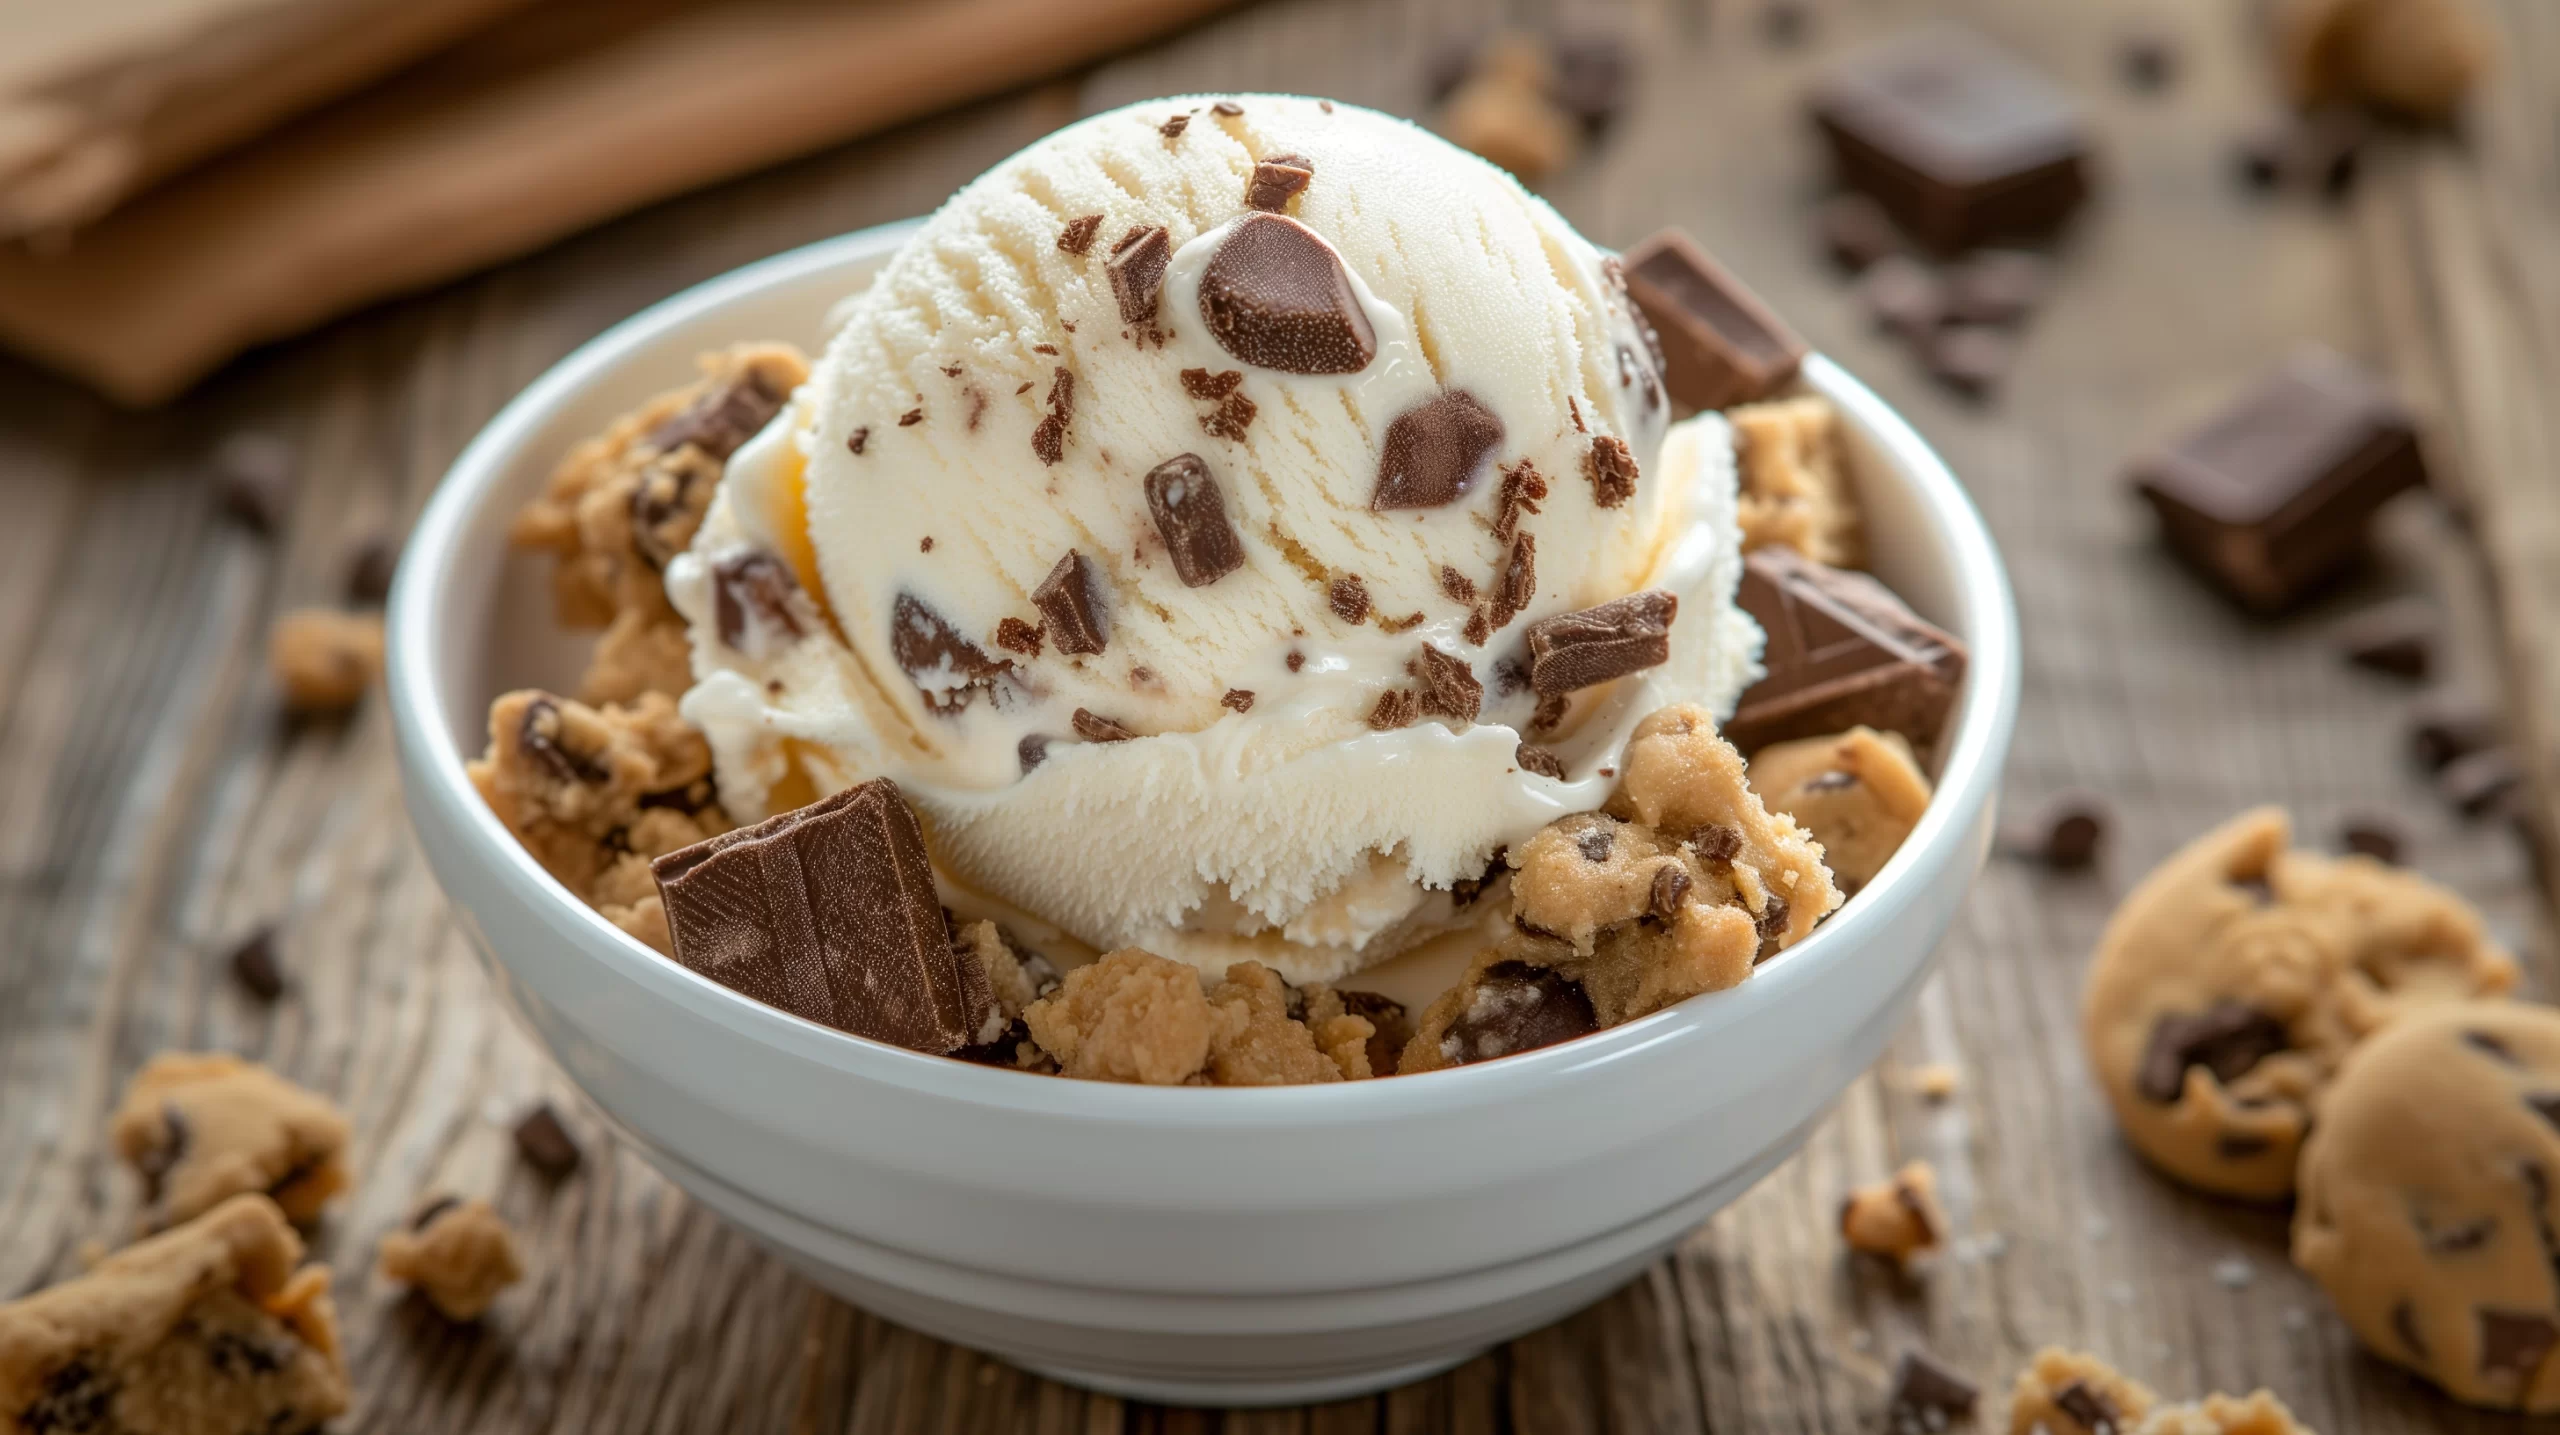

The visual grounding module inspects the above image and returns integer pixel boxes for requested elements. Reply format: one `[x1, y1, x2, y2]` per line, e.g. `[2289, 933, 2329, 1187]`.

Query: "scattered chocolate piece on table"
[1810, 27, 2092, 251]
[1816, 192, 1903, 272]
[269, 608, 384, 715]
[1923, 324, 2015, 398]
[1621, 228, 1806, 411]
[1749, 726, 1932, 894]
[2409, 689, 2500, 771]
[213, 433, 294, 536]
[2118, 34, 2179, 92]
[0, 1194, 348, 1433]
[2438, 746, 2522, 816]
[345, 536, 398, 604]
[2004, 790, 2109, 870]
[1730, 394, 1865, 568]
[1885, 1348, 1980, 1435]
[378, 1197, 525, 1321]
[111, 1052, 352, 1232]
[1727, 547, 1968, 754]
[2339, 814, 2404, 864]
[512, 1103, 582, 1180]
[2130, 347, 2425, 613]
[1856, 255, 1945, 342]
[1839, 1160, 1944, 1268]
[228, 926, 284, 1002]
[1942, 249, 2050, 326]
[2008, 1349, 2158, 1435]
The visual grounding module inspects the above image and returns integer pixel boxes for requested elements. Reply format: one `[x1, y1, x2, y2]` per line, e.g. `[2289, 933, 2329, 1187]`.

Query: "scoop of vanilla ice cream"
[669, 95, 1760, 983]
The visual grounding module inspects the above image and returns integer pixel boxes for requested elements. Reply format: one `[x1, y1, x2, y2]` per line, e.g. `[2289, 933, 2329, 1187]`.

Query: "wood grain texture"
[0, 0, 2549, 1430]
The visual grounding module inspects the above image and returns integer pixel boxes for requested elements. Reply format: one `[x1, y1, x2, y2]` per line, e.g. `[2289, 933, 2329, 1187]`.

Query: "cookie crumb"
[1839, 1160, 1944, 1268]
[269, 609, 384, 714]
[1909, 1062, 1959, 1101]
[378, 1197, 525, 1321]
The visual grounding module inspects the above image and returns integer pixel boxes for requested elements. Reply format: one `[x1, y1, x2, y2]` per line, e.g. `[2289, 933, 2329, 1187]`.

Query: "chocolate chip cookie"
[111, 1053, 351, 1233]
[378, 1196, 524, 1322]
[2081, 807, 2516, 1199]
[1749, 725, 1931, 893]
[2294, 1000, 2560, 1412]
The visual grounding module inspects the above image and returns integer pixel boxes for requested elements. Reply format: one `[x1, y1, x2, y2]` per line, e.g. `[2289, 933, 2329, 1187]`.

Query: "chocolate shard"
[1524, 590, 1679, 696]
[1415, 645, 1484, 722]
[1885, 1350, 1980, 1430]
[2336, 597, 2435, 679]
[1143, 454, 1247, 587]
[1727, 547, 1966, 753]
[512, 1103, 582, 1180]
[1108, 225, 1173, 328]
[1441, 961, 1598, 1066]
[1621, 228, 1806, 411]
[650, 369, 789, 460]
[1198, 213, 1377, 374]
[1810, 26, 2091, 252]
[651, 780, 998, 1054]
[890, 593, 1012, 715]
[1072, 709, 1137, 743]
[1247, 155, 1314, 211]
[1375, 391, 1505, 509]
[712, 550, 808, 658]
[1032, 550, 1108, 655]
[1058, 214, 1103, 255]
[1517, 743, 1566, 780]
[2136, 1001, 2289, 1104]
[2131, 348, 2426, 613]
[1584, 436, 1638, 508]
[228, 927, 284, 1002]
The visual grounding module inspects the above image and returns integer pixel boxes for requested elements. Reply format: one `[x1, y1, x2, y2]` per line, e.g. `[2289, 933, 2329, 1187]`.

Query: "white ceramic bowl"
[389, 221, 2020, 1406]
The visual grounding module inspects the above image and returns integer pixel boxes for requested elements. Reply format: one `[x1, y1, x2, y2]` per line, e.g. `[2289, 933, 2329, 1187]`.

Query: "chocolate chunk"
[2336, 597, 2435, 679]
[512, 1103, 582, 1180]
[898, 408, 923, 427]
[1858, 256, 1946, 341]
[1337, 990, 1411, 1078]
[650, 370, 788, 460]
[2119, 35, 2177, 92]
[1107, 225, 1173, 328]
[1032, 368, 1073, 466]
[2340, 815, 2403, 864]
[1221, 689, 1254, 713]
[1073, 709, 1136, 743]
[1143, 454, 1246, 588]
[214, 433, 293, 535]
[1213, 101, 1244, 116]
[847, 426, 869, 455]
[890, 593, 1012, 715]
[1375, 391, 1505, 509]
[1416, 645, 1484, 722]
[228, 927, 284, 1002]
[1810, 27, 2092, 251]
[2440, 747, 2523, 816]
[1517, 743, 1566, 780]
[1728, 548, 1967, 753]
[2410, 690, 2500, 771]
[713, 550, 807, 657]
[2478, 1310, 2560, 1388]
[1576, 827, 1615, 863]
[1160, 112, 1190, 139]
[1923, 324, 2014, 397]
[2136, 1001, 2289, 1103]
[994, 618, 1042, 657]
[1493, 459, 1548, 543]
[1058, 214, 1103, 255]
[1199, 214, 1377, 374]
[652, 780, 997, 1053]
[1440, 566, 1479, 604]
[2131, 348, 2425, 613]
[346, 537, 398, 604]
[1247, 156, 1314, 211]
[1032, 550, 1108, 656]
[1584, 436, 1637, 508]
[1369, 687, 1420, 731]
[1441, 961, 1598, 1066]
[1817, 193, 1902, 273]
[1525, 591, 1677, 695]
[2001, 792, 2107, 869]
[1621, 228, 1805, 411]
[1885, 1350, 1980, 1433]
[1550, 32, 1632, 130]
[1330, 574, 1372, 624]
[2052, 1381, 2119, 1435]
[1648, 865, 1692, 922]
[1753, 895, 1791, 941]
[1942, 249, 2049, 326]
[1487, 532, 1538, 637]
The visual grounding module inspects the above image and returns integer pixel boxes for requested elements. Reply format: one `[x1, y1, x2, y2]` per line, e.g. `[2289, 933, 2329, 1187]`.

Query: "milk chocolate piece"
[1885, 1350, 1980, 1431]
[652, 780, 997, 1054]
[1621, 228, 1805, 411]
[1857, 255, 1945, 340]
[1942, 249, 2048, 325]
[1415, 644, 1484, 722]
[1199, 214, 1377, 374]
[1144, 454, 1246, 587]
[1523, 590, 1677, 696]
[1439, 961, 1598, 1066]
[1108, 225, 1172, 328]
[1058, 214, 1103, 255]
[1517, 743, 1566, 780]
[1816, 192, 1902, 272]
[650, 370, 789, 460]
[1032, 550, 1108, 655]
[1246, 155, 1314, 211]
[1330, 574, 1371, 624]
[1729, 550, 1964, 753]
[1375, 391, 1504, 509]
[2131, 348, 2426, 613]
[1810, 27, 2092, 252]
[228, 927, 284, 1002]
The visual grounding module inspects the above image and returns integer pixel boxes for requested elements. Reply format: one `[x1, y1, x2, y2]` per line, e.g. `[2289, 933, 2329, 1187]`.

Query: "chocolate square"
[1621, 229, 1806, 411]
[1728, 548, 1966, 753]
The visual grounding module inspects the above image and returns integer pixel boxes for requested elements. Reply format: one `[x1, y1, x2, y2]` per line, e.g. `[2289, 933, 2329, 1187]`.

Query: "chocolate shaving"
[1525, 591, 1678, 695]
[1376, 391, 1504, 510]
[1488, 533, 1536, 633]
[994, 617, 1043, 657]
[1032, 367, 1074, 465]
[1202, 391, 1257, 440]
[1584, 435, 1638, 508]
[898, 408, 923, 427]
[1369, 688, 1419, 730]
[1073, 709, 1137, 743]
[1160, 113, 1190, 139]
[1143, 454, 1246, 587]
[1107, 225, 1173, 328]
[847, 426, 869, 455]
[1329, 575, 1372, 624]
[1440, 566, 1479, 604]
[1181, 368, 1243, 398]
[890, 593, 1013, 715]
[1222, 689, 1255, 713]
[1058, 214, 1103, 255]
[1199, 213, 1376, 374]
[1517, 743, 1566, 779]
[1415, 645, 1484, 722]
[1031, 550, 1108, 655]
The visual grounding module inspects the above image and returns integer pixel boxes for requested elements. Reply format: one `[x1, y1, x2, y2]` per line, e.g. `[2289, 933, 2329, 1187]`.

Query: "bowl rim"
[388, 219, 2022, 1124]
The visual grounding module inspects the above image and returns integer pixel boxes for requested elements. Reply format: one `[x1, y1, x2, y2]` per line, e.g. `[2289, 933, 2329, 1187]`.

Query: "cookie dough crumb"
[1022, 952, 1380, 1085]
[378, 1197, 525, 1321]
[1730, 395, 1865, 568]
[2274, 0, 2488, 121]
[2007, 1348, 2158, 1435]
[1909, 1062, 1961, 1100]
[0, 1194, 348, 1433]
[111, 1053, 351, 1233]
[1840, 1160, 1945, 1268]
[268, 608, 384, 714]
[2138, 1390, 2312, 1435]
[1749, 725, 1932, 893]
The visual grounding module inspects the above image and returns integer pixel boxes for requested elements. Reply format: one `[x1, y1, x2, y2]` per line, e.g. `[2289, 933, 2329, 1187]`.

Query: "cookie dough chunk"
[1020, 950, 1379, 1085]
[1839, 1160, 1945, 1267]
[468, 688, 732, 953]
[950, 920, 1063, 1069]
[0, 1194, 348, 1433]
[2008, 1348, 2158, 1435]
[268, 608, 385, 715]
[378, 1197, 525, 1321]
[1731, 394, 1864, 568]
[507, 343, 808, 702]
[2294, 1001, 2560, 1412]
[2137, 1391, 2313, 1435]
[2081, 807, 2515, 1199]
[112, 1053, 351, 1233]
[1749, 725, 1932, 894]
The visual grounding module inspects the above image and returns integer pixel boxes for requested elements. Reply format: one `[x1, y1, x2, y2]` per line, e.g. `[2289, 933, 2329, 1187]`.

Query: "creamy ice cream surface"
[667, 95, 1759, 983]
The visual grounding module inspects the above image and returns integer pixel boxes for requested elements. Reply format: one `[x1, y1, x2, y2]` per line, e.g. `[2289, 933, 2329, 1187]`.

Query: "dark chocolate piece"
[1198, 214, 1377, 374]
[889, 594, 1011, 714]
[713, 550, 807, 658]
[1727, 548, 1967, 753]
[651, 780, 997, 1053]
[346, 537, 398, 604]
[1810, 27, 2091, 252]
[1143, 454, 1246, 587]
[1032, 550, 1108, 655]
[1032, 368, 1073, 466]
[847, 426, 868, 455]
[1212, 101, 1244, 116]
[2052, 1381, 2120, 1435]
[1107, 225, 1172, 328]
[1584, 436, 1637, 508]
[1440, 961, 1598, 1066]
[1072, 709, 1137, 743]
[1621, 228, 1805, 411]
[2002, 792, 2107, 869]
[1374, 391, 1504, 509]
[994, 618, 1042, 657]
[1160, 112, 1190, 140]
[2335, 597, 2434, 679]
[1576, 826, 1615, 863]
[2440, 747, 2523, 816]
[214, 434, 293, 535]
[512, 1103, 582, 1180]
[1524, 590, 1679, 696]
[1337, 990, 1411, 1078]
[2410, 690, 2500, 772]
[1857, 256, 1945, 341]
[1885, 1349, 1980, 1434]
[2131, 348, 2424, 613]
[1440, 566, 1479, 604]
[2136, 1001, 2289, 1103]
[1058, 214, 1103, 255]
[1416, 645, 1484, 722]
[1816, 193, 1902, 272]
[1247, 156, 1314, 212]
[228, 927, 284, 1003]
[651, 370, 789, 460]
[1648, 865, 1691, 922]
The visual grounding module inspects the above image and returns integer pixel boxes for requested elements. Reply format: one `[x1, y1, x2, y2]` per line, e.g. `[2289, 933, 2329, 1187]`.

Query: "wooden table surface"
[3, 0, 2554, 1430]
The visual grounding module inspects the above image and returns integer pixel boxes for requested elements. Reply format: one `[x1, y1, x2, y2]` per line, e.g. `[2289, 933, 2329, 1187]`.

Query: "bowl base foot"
[1020, 1351, 1481, 1407]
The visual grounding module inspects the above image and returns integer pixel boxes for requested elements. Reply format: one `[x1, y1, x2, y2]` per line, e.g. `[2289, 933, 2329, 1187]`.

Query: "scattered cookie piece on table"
[378, 1197, 525, 1321]
[1749, 725, 1932, 893]
[1840, 1161, 1945, 1268]
[2294, 1001, 2560, 1412]
[2274, 0, 2489, 122]
[1442, 70, 1579, 181]
[111, 1053, 351, 1233]
[2138, 1390, 2315, 1435]
[2079, 807, 2516, 1200]
[1909, 1062, 1960, 1101]
[0, 1194, 347, 1433]
[1020, 950, 1378, 1086]
[268, 608, 383, 715]
[2007, 1348, 2157, 1435]
[1730, 394, 1865, 568]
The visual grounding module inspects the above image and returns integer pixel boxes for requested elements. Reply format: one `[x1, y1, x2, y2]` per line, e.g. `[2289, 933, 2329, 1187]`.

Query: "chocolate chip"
[2411, 691, 2500, 771]
[1018, 735, 1050, 773]
[1143, 454, 1246, 587]
[1754, 895, 1791, 941]
[1648, 865, 1692, 922]
[1108, 225, 1173, 328]
[1073, 709, 1136, 743]
[1440, 961, 1598, 1065]
[1817, 193, 1902, 273]
[1688, 824, 1743, 863]
[517, 696, 609, 786]
[346, 537, 398, 604]
[1181, 368, 1243, 399]
[1059, 214, 1103, 255]
[2052, 1380, 2119, 1434]
[890, 593, 1012, 715]
[228, 927, 284, 1002]
[512, 1103, 582, 1180]
[1330, 574, 1372, 624]
[713, 550, 807, 657]
[994, 618, 1042, 657]
[651, 370, 788, 460]
[1160, 112, 1191, 139]
[1247, 156, 1314, 211]
[1222, 689, 1254, 713]
[2340, 815, 2403, 864]
[2137, 1001, 2289, 1103]
[1199, 213, 1377, 374]
[1488, 532, 1538, 637]
[1517, 743, 1566, 780]
[1416, 645, 1483, 722]
[1885, 1349, 1980, 1433]
[1525, 591, 1678, 696]
[213, 434, 296, 536]
[2478, 1310, 2560, 1387]
[897, 408, 923, 427]
[1576, 826, 1615, 863]
[1369, 688, 1419, 731]
[847, 426, 869, 455]
[2441, 747, 2523, 816]
[2338, 598, 2435, 679]
[1286, 649, 1305, 672]
[2004, 792, 2108, 869]
[1032, 550, 1108, 656]
[1584, 436, 1638, 508]
[1337, 989, 1412, 1077]
[1032, 368, 1074, 466]
[1493, 459, 1548, 542]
